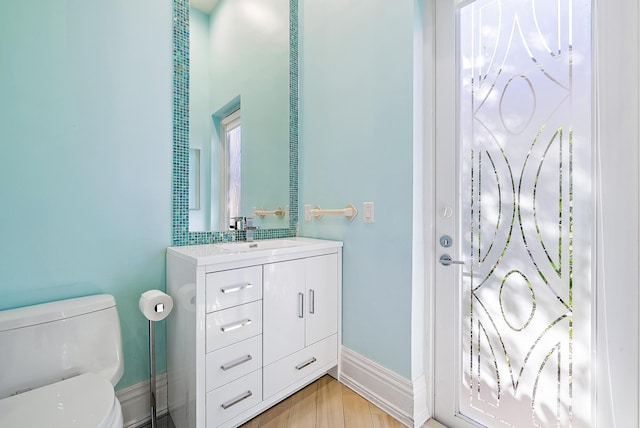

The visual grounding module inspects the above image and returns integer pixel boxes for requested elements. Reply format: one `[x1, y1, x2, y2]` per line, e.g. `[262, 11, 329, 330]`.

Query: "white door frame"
[423, 0, 640, 426]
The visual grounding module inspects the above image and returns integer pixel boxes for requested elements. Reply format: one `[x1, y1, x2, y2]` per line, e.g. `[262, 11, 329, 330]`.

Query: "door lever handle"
[439, 254, 465, 266]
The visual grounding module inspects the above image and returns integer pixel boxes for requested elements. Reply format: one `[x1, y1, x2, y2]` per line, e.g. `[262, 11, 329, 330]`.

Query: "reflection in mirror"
[188, 0, 291, 232]
[221, 109, 242, 228]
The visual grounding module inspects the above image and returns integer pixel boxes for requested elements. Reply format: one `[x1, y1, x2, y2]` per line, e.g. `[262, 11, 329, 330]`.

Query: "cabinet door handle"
[220, 354, 253, 371]
[221, 390, 253, 409]
[220, 282, 252, 294]
[309, 289, 315, 314]
[295, 357, 317, 370]
[220, 318, 252, 333]
[298, 292, 304, 318]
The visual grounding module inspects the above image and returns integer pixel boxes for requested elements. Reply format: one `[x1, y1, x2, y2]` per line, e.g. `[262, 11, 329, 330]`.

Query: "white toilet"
[0, 294, 125, 427]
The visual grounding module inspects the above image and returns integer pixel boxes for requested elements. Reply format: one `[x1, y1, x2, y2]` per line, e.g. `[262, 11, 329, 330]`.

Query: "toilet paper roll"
[139, 290, 174, 321]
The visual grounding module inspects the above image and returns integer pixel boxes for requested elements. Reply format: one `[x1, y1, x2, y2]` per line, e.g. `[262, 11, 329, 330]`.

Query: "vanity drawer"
[206, 369, 262, 427]
[206, 266, 263, 313]
[206, 335, 262, 392]
[206, 301, 262, 353]
[263, 334, 337, 399]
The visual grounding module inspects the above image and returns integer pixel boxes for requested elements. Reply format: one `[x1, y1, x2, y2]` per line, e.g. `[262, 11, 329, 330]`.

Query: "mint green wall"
[0, 0, 173, 390]
[299, 0, 417, 379]
[0, 0, 419, 392]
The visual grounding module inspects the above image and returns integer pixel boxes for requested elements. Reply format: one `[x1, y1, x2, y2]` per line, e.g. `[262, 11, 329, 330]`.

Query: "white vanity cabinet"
[166, 238, 342, 428]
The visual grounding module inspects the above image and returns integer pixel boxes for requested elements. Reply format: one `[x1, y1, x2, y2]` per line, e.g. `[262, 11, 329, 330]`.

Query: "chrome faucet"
[230, 216, 259, 241]
[245, 217, 260, 242]
[230, 216, 246, 231]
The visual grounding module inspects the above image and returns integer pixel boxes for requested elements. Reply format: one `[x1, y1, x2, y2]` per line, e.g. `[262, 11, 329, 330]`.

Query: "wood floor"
[239, 376, 406, 428]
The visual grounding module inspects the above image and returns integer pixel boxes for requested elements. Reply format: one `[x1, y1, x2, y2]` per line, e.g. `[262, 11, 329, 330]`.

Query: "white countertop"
[167, 237, 343, 266]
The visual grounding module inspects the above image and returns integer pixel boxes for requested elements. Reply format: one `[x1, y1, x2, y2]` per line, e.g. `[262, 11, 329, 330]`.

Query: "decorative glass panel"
[458, 0, 592, 426]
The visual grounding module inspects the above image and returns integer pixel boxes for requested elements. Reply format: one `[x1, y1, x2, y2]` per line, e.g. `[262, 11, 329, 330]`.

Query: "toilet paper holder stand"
[149, 303, 166, 428]
[139, 294, 173, 428]
[149, 305, 159, 428]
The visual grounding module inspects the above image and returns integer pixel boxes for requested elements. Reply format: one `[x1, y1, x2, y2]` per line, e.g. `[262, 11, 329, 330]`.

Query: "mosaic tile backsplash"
[172, 0, 299, 246]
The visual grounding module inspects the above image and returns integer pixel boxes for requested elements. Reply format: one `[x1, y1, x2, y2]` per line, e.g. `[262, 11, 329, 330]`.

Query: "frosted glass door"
[455, 0, 592, 426]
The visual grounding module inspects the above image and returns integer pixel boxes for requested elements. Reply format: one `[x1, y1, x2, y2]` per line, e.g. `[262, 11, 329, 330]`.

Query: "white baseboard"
[339, 346, 415, 427]
[116, 373, 168, 428]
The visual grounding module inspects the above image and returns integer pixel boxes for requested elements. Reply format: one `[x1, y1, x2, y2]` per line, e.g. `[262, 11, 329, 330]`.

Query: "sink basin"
[215, 239, 302, 253]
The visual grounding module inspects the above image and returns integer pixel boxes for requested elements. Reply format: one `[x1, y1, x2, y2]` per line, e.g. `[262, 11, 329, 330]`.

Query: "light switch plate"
[363, 202, 374, 223]
[304, 204, 312, 221]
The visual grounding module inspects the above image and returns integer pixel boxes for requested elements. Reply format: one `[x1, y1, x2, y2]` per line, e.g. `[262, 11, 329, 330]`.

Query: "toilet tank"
[0, 294, 124, 399]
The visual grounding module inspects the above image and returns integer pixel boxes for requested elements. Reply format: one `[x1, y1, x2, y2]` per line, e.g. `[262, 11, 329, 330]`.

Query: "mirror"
[172, 0, 298, 245]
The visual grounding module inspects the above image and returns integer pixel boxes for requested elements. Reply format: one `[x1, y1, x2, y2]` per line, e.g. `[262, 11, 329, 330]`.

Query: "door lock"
[439, 235, 453, 248]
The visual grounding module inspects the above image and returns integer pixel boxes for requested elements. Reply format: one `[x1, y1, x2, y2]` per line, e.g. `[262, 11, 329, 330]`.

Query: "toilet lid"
[0, 372, 118, 428]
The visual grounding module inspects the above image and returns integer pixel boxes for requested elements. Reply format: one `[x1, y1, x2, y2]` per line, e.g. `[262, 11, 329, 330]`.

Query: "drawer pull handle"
[298, 293, 304, 318]
[295, 357, 317, 371]
[220, 318, 252, 333]
[220, 282, 252, 294]
[221, 390, 253, 409]
[309, 289, 315, 314]
[221, 354, 253, 371]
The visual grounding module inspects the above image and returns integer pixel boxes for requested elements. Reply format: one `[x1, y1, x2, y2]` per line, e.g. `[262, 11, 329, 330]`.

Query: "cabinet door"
[263, 259, 306, 365]
[305, 254, 338, 346]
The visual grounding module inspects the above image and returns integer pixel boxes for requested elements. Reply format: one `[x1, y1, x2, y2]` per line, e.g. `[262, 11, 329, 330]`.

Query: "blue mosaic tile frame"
[172, 0, 299, 246]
